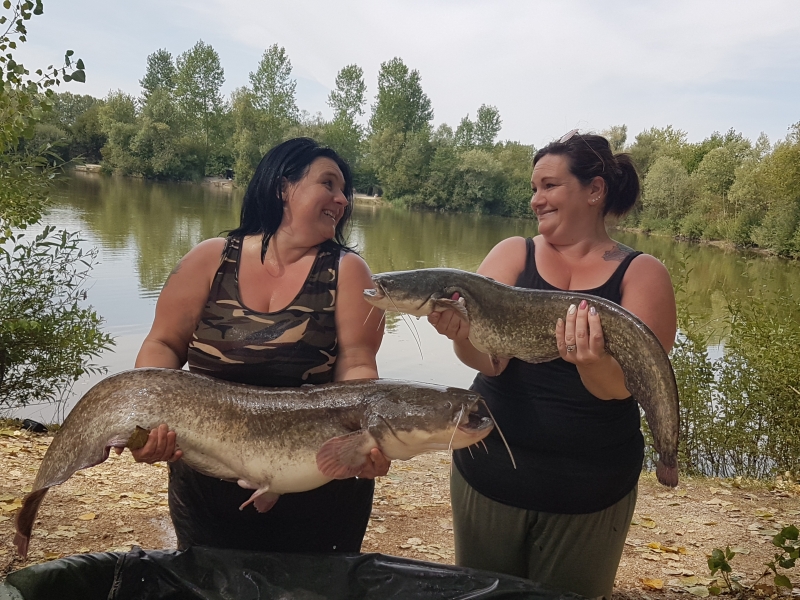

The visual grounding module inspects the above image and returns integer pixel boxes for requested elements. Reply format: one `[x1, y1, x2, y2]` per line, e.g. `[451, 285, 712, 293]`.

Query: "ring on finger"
[566, 344, 576, 353]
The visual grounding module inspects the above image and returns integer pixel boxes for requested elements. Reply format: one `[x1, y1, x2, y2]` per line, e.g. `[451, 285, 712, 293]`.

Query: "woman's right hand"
[427, 305, 470, 341]
[115, 423, 183, 463]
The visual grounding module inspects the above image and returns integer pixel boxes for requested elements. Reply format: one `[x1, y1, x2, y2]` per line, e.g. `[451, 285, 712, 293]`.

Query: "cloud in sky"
[21, 0, 800, 147]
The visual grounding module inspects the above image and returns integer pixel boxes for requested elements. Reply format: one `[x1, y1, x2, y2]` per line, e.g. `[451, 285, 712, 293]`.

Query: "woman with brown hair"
[429, 131, 677, 599]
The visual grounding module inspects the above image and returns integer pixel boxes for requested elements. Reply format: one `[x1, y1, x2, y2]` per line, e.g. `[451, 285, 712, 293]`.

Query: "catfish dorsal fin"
[316, 430, 375, 479]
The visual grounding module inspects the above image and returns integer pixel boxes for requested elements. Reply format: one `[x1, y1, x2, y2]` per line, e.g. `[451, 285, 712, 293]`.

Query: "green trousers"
[450, 467, 637, 600]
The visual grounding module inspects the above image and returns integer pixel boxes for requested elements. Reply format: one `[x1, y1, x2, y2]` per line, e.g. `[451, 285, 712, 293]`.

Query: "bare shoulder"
[477, 236, 527, 286]
[184, 237, 227, 265]
[624, 253, 673, 288]
[338, 251, 373, 286]
[164, 237, 226, 290]
[621, 253, 677, 351]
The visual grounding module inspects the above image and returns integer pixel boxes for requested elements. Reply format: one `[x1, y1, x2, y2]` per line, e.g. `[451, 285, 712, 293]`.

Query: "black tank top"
[453, 237, 645, 514]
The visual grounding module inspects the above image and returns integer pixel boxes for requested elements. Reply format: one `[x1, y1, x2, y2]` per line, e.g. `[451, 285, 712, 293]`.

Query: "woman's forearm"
[576, 354, 630, 400]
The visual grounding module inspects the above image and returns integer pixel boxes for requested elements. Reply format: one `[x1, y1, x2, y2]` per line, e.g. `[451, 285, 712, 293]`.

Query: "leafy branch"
[708, 525, 799, 595]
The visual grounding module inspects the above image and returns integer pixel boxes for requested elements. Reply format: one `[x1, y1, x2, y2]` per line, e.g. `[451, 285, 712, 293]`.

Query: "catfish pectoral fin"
[316, 430, 374, 479]
[237, 481, 279, 513]
[433, 298, 469, 321]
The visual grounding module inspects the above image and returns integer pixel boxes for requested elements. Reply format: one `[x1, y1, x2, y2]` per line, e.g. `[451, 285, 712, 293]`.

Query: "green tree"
[601, 124, 627, 152]
[174, 40, 225, 170]
[628, 125, 687, 175]
[641, 156, 693, 227]
[249, 44, 298, 139]
[473, 104, 502, 148]
[325, 64, 367, 170]
[140, 48, 176, 100]
[0, 0, 112, 411]
[328, 63, 366, 124]
[368, 57, 433, 135]
[97, 89, 140, 174]
[230, 45, 299, 183]
[454, 115, 475, 148]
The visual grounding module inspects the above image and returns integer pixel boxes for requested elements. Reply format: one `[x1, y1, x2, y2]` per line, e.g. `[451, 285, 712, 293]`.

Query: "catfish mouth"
[363, 283, 436, 315]
[458, 411, 493, 433]
[455, 403, 493, 434]
[363, 286, 386, 301]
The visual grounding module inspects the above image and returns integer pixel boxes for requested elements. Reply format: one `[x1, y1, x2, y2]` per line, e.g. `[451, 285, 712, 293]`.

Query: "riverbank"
[1, 428, 798, 598]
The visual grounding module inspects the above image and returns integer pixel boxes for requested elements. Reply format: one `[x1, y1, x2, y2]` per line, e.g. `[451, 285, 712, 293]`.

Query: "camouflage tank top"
[186, 236, 342, 387]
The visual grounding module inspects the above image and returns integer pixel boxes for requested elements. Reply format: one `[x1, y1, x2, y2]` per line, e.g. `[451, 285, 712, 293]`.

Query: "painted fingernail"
[579, 300, 587, 310]
[589, 306, 597, 316]
[568, 304, 577, 315]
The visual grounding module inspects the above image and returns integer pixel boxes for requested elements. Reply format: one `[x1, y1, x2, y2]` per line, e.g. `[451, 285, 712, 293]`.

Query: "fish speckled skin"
[364, 268, 680, 488]
[14, 368, 492, 557]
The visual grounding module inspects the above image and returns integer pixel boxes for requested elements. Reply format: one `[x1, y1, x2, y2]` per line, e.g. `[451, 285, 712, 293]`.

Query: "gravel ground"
[1, 428, 799, 598]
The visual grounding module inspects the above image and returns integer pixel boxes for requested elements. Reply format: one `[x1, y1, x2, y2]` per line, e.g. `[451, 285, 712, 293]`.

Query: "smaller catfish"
[15, 368, 494, 558]
[363, 268, 680, 488]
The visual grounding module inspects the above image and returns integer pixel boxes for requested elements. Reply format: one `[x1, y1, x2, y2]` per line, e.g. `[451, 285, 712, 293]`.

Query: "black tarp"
[1, 547, 586, 600]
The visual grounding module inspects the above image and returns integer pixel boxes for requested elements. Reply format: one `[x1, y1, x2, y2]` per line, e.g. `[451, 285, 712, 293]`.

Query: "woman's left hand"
[556, 299, 606, 365]
[357, 448, 391, 478]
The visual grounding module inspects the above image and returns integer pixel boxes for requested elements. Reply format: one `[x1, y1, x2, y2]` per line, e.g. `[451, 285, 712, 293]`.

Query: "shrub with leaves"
[0, 1, 112, 413]
[708, 525, 799, 595]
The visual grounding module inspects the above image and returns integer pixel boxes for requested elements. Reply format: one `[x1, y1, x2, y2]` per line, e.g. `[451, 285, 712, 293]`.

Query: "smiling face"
[530, 154, 603, 241]
[281, 157, 349, 244]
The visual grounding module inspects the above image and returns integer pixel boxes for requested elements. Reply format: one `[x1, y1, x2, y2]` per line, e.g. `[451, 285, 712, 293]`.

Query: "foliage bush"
[0, 0, 113, 413]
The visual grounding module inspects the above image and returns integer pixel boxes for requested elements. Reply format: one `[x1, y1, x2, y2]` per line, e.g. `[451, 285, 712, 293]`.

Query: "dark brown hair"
[229, 138, 354, 260]
[533, 133, 640, 217]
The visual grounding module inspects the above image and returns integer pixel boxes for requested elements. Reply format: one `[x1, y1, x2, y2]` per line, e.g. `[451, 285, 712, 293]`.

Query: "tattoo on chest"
[602, 244, 634, 262]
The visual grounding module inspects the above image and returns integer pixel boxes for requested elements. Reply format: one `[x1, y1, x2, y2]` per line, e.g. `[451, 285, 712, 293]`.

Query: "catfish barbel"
[363, 268, 680, 488]
[14, 368, 493, 557]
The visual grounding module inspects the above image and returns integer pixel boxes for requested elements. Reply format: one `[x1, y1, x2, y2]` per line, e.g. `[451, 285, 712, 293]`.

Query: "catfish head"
[363, 268, 483, 321]
[361, 380, 493, 460]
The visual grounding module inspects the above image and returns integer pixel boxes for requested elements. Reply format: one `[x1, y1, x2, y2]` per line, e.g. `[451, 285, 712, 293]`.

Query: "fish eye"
[444, 401, 453, 410]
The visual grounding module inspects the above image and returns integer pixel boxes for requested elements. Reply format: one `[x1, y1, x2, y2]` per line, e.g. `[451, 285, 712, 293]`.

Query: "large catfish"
[14, 368, 493, 557]
[363, 268, 680, 487]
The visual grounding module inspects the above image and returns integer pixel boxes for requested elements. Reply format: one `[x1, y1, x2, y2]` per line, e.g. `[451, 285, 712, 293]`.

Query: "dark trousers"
[168, 461, 374, 553]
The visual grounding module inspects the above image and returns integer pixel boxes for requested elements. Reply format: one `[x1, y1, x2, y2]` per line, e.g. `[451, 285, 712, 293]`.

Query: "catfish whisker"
[385, 289, 423, 359]
[363, 305, 376, 327]
[480, 399, 516, 469]
[480, 439, 488, 453]
[448, 405, 466, 454]
[467, 446, 475, 459]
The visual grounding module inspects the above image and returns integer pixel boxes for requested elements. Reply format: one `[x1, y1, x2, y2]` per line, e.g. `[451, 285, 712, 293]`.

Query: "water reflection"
[18, 173, 800, 423]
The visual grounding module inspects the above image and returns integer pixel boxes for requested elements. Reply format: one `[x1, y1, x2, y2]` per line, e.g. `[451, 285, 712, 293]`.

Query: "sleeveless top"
[169, 236, 374, 553]
[187, 236, 340, 387]
[453, 237, 645, 514]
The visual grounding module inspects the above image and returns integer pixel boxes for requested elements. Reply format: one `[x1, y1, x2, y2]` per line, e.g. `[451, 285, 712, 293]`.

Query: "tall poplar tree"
[140, 49, 177, 101]
[368, 57, 433, 135]
[174, 40, 225, 168]
[325, 64, 367, 168]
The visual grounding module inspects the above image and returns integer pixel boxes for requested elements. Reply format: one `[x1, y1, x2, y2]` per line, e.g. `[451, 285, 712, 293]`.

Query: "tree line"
[36, 40, 534, 217]
[35, 40, 800, 256]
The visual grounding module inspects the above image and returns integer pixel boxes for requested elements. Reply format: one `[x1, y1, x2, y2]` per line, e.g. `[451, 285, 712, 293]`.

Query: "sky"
[17, 0, 800, 148]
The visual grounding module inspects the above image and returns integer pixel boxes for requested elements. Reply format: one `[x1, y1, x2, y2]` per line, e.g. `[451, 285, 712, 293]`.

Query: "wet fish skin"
[14, 368, 492, 557]
[364, 267, 680, 488]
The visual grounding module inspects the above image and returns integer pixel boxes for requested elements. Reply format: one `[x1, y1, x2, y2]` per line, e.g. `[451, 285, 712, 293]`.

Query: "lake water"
[13, 173, 800, 422]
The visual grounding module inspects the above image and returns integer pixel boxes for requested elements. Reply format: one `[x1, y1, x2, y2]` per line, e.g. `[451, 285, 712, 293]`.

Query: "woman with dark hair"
[428, 131, 677, 599]
[131, 137, 388, 552]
